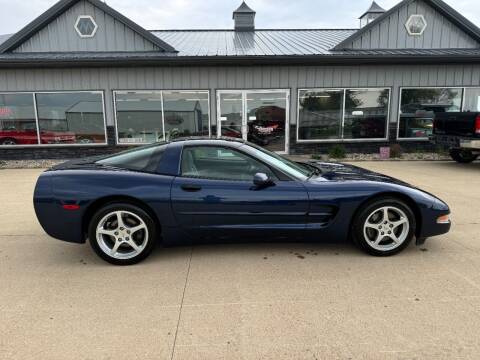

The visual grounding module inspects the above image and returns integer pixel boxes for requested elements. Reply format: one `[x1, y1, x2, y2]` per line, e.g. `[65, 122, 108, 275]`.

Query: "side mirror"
[253, 172, 274, 188]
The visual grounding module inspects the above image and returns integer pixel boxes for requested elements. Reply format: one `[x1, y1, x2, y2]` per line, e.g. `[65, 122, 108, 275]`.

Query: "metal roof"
[151, 29, 356, 57]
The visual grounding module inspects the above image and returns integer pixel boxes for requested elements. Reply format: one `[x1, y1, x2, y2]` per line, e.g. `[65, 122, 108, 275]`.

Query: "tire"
[88, 203, 157, 265]
[0, 138, 17, 145]
[351, 197, 416, 257]
[449, 149, 478, 163]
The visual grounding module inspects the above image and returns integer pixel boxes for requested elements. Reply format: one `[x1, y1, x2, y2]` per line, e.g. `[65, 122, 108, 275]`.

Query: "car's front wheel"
[88, 203, 157, 265]
[352, 198, 416, 256]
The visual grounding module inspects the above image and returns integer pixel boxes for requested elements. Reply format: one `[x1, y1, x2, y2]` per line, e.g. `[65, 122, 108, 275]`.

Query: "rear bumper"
[33, 173, 85, 244]
[432, 135, 480, 150]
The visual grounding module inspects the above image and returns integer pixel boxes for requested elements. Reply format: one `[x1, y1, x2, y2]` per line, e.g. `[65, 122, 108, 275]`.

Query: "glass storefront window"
[398, 88, 462, 139]
[115, 92, 164, 144]
[463, 88, 480, 112]
[218, 92, 243, 139]
[0, 93, 38, 146]
[163, 91, 209, 138]
[115, 90, 210, 145]
[298, 88, 389, 141]
[343, 89, 389, 139]
[298, 89, 343, 140]
[36, 92, 106, 144]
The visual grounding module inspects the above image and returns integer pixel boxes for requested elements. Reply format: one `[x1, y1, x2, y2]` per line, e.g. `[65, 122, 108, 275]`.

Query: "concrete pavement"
[1, 161, 480, 359]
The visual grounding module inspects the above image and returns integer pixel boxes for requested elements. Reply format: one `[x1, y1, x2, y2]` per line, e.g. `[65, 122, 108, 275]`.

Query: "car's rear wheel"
[352, 198, 416, 256]
[450, 149, 478, 163]
[88, 203, 157, 265]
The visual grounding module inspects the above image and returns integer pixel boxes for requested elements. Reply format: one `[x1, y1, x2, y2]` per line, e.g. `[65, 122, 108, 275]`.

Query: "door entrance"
[217, 90, 289, 153]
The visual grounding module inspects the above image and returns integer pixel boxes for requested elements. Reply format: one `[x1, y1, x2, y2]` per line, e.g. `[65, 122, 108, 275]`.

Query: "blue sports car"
[33, 138, 451, 265]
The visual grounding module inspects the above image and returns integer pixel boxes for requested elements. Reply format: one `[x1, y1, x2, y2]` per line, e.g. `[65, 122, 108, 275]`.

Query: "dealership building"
[1, 0, 480, 159]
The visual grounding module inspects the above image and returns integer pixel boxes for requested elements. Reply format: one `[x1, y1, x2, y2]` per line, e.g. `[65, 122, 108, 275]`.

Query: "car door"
[170, 145, 309, 241]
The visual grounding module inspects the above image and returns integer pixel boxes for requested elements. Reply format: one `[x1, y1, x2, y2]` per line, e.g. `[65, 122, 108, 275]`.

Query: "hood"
[307, 161, 412, 186]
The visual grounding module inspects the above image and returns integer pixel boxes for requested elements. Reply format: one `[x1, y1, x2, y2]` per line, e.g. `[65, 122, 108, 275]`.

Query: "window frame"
[397, 86, 466, 141]
[179, 144, 282, 182]
[113, 89, 211, 146]
[296, 87, 391, 143]
[0, 90, 107, 148]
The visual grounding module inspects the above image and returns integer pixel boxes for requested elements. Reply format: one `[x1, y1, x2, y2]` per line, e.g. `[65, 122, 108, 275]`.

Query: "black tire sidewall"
[450, 149, 478, 163]
[88, 203, 157, 265]
[352, 198, 416, 256]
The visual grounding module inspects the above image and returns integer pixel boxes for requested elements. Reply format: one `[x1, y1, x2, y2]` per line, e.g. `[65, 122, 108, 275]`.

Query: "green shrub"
[390, 143, 403, 158]
[328, 144, 346, 159]
[311, 153, 322, 160]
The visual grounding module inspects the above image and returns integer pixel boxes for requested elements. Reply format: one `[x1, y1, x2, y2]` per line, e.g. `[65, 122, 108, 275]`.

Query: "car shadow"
[43, 236, 435, 267]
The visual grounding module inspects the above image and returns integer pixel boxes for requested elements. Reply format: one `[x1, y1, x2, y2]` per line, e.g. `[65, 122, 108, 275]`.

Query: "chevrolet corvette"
[33, 138, 451, 265]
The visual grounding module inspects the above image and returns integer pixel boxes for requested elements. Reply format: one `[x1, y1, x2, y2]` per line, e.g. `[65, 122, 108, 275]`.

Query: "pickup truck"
[432, 112, 480, 163]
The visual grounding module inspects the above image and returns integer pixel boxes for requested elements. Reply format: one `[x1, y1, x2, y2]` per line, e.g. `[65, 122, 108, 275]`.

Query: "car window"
[181, 146, 276, 181]
[96, 143, 165, 173]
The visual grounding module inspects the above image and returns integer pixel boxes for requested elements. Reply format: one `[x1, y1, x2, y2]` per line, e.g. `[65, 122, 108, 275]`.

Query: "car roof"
[166, 136, 247, 147]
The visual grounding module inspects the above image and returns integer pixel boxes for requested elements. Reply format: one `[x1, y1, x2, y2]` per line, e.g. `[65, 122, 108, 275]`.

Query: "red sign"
[379, 146, 390, 160]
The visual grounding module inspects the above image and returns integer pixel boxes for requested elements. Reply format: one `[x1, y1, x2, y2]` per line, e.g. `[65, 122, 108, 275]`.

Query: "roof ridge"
[149, 28, 358, 32]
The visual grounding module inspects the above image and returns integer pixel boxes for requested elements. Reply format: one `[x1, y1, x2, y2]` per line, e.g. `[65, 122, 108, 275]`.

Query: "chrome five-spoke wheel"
[89, 203, 157, 265]
[352, 198, 415, 256]
[96, 210, 149, 260]
[363, 206, 409, 252]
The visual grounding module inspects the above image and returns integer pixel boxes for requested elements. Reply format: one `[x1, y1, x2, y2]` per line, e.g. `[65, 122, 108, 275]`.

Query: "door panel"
[218, 92, 243, 139]
[217, 90, 289, 153]
[171, 177, 309, 240]
[246, 92, 287, 152]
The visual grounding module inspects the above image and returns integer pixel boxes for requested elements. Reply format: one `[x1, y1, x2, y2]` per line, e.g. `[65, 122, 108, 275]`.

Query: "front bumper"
[418, 199, 451, 239]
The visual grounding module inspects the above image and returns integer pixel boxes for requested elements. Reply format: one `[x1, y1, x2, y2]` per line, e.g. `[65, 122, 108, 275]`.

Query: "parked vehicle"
[432, 112, 480, 163]
[0, 128, 76, 145]
[33, 138, 451, 265]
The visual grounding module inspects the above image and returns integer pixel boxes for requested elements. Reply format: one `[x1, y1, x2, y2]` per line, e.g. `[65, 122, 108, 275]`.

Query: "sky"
[0, 0, 479, 34]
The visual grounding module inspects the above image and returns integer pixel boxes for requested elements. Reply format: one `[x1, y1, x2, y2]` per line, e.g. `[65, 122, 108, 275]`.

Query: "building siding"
[1, 63, 480, 158]
[346, 0, 479, 49]
[13, 0, 160, 52]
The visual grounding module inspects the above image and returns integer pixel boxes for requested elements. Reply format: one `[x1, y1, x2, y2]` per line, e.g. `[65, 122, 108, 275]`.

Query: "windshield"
[241, 143, 311, 180]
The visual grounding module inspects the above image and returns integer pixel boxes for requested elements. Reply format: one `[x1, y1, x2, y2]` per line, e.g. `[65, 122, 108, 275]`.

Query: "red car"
[0, 126, 76, 145]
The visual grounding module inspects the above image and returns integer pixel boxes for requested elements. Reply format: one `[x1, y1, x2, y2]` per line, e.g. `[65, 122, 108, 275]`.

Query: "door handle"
[181, 184, 202, 192]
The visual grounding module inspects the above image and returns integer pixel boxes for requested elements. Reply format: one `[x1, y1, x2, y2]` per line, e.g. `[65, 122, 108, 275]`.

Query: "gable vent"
[233, 1, 256, 31]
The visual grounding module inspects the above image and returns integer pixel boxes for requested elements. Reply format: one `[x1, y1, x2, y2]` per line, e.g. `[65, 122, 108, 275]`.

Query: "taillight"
[476, 115, 480, 135]
[62, 204, 80, 210]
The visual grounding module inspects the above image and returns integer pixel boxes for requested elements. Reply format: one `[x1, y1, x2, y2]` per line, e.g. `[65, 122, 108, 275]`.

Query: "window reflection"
[343, 89, 389, 139]
[0, 93, 38, 146]
[298, 90, 343, 140]
[463, 88, 480, 112]
[399, 88, 462, 139]
[163, 91, 209, 138]
[116, 92, 164, 144]
[246, 92, 287, 152]
[36, 92, 106, 144]
[115, 91, 210, 144]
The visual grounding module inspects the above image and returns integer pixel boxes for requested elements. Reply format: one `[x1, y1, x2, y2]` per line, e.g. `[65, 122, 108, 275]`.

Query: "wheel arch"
[82, 195, 161, 242]
[350, 191, 422, 238]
